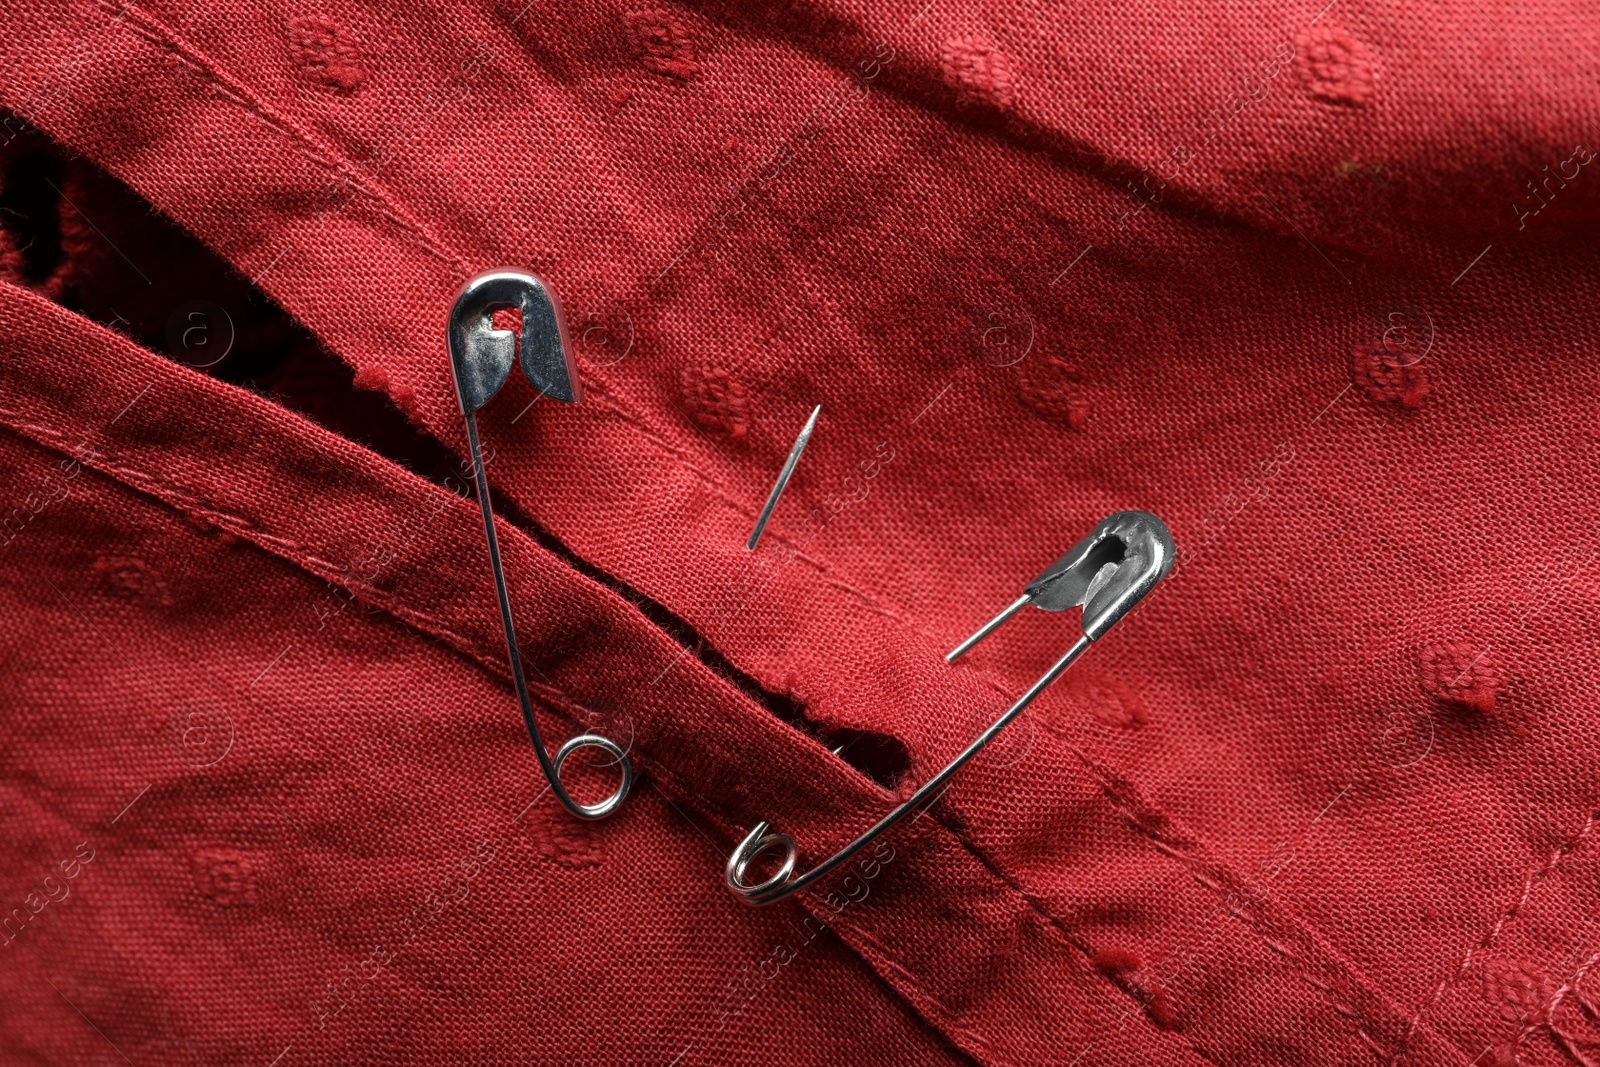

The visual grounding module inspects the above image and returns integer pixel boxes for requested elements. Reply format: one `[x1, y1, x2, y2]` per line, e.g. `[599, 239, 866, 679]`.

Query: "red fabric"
[2, 1, 1599, 1065]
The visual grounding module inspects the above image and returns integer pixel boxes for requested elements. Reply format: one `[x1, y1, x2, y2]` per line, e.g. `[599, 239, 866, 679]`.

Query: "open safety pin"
[448, 270, 632, 820]
[724, 510, 1173, 904]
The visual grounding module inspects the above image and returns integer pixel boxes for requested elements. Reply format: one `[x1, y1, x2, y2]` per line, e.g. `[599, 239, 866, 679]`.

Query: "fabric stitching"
[678, 2, 1359, 262]
[0, 13, 1525, 1057]
[89, 0, 463, 270]
[1520, 947, 1600, 1064]
[0, 275, 1450, 1063]
[1395, 813, 1600, 1064]
[1065, 747, 1464, 1063]
[0, 1, 1590, 1061]
[40, 0, 1068, 670]
[0, 401, 1435, 1067]
[483, 288, 1459, 1059]
[567, 381, 939, 634]
[918, 808, 1269, 1067]
[835, 926, 1002, 1058]
[0, 36, 1464, 1036]
[55, 0, 975, 651]
[0, 398, 1204, 1067]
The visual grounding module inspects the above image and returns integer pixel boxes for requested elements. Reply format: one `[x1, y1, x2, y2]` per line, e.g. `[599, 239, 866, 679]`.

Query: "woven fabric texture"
[1, 0, 1598, 1065]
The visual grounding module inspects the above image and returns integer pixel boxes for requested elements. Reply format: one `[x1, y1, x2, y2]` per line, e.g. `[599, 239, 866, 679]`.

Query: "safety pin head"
[947, 510, 1173, 661]
[448, 269, 581, 415]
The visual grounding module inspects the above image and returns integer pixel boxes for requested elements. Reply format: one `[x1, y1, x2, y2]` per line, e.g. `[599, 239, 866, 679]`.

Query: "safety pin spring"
[725, 510, 1173, 904]
[448, 270, 632, 821]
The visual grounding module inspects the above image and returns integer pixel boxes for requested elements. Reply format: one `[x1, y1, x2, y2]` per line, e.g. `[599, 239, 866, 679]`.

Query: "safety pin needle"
[945, 594, 1032, 662]
[724, 510, 1175, 906]
[448, 269, 632, 822]
[747, 405, 821, 551]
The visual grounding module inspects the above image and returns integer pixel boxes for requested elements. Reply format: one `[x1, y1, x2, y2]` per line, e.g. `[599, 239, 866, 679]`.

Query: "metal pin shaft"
[945, 594, 1033, 662]
[746, 405, 821, 551]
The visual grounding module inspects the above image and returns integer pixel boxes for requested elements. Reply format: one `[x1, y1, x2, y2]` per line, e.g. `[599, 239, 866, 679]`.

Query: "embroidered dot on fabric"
[286, 16, 367, 92]
[191, 849, 262, 907]
[1351, 341, 1429, 408]
[1481, 958, 1554, 1025]
[1485, 1040, 1521, 1067]
[528, 805, 606, 870]
[679, 363, 749, 441]
[1418, 640, 1501, 714]
[940, 37, 1016, 110]
[624, 9, 700, 81]
[1016, 354, 1088, 427]
[1293, 25, 1375, 106]
[92, 555, 174, 606]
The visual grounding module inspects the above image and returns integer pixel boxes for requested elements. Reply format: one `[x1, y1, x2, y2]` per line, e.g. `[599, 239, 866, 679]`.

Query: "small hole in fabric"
[826, 728, 913, 791]
[0, 144, 65, 288]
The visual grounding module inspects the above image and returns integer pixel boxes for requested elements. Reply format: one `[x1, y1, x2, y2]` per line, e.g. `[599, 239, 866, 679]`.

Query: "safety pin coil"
[725, 510, 1173, 904]
[449, 270, 632, 821]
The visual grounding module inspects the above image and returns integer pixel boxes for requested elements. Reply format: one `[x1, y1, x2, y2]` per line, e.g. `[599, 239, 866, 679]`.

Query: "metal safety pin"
[724, 510, 1173, 904]
[448, 270, 632, 820]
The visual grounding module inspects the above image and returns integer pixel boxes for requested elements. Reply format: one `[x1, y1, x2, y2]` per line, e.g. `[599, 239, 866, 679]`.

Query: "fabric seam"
[1395, 812, 1600, 1063]
[2, 9, 1487, 1058]
[91, 0, 463, 271]
[0, 380, 1201, 1067]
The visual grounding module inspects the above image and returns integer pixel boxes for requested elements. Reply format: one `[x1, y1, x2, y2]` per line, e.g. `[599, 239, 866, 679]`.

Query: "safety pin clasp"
[948, 509, 1174, 659]
[449, 270, 581, 412]
[724, 510, 1173, 905]
[449, 270, 632, 821]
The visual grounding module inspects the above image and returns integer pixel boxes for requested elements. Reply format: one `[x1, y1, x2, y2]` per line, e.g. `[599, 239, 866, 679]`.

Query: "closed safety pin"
[724, 510, 1173, 904]
[448, 270, 632, 820]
